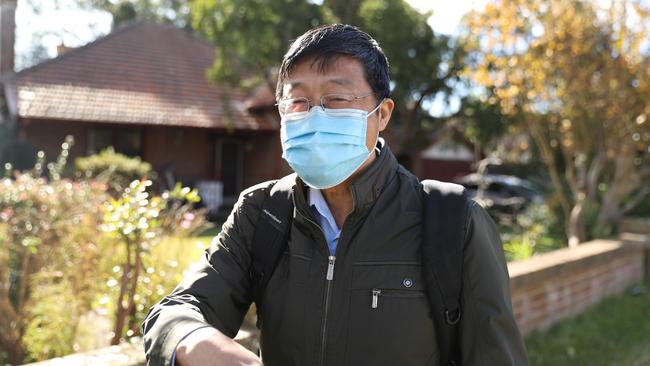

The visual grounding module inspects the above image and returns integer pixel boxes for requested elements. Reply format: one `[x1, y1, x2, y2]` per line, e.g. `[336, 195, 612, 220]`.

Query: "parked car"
[454, 173, 543, 215]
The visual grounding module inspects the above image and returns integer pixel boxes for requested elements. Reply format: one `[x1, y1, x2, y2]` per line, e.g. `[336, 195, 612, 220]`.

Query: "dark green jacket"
[142, 143, 529, 366]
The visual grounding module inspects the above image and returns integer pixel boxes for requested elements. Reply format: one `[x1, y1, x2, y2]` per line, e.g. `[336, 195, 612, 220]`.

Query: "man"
[143, 24, 529, 366]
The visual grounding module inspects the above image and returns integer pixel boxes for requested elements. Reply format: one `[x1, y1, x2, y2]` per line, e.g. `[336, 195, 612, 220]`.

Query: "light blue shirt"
[309, 187, 342, 255]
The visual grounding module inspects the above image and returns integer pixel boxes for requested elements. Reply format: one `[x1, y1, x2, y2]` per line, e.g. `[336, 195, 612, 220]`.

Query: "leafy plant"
[501, 204, 563, 261]
[75, 147, 155, 195]
[0, 139, 109, 364]
[101, 179, 208, 344]
[0, 135, 209, 363]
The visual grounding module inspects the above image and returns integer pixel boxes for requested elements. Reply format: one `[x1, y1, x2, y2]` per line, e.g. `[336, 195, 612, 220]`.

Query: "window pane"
[116, 128, 142, 157]
[89, 127, 112, 154]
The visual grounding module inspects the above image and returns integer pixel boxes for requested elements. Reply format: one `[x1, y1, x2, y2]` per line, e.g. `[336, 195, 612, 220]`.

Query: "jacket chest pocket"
[344, 262, 438, 366]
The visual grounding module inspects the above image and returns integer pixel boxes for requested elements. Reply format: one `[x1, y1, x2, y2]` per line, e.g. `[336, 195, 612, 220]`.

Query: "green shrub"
[100, 179, 208, 345]
[75, 147, 156, 195]
[0, 145, 109, 364]
[0, 136, 209, 364]
[501, 203, 564, 261]
[22, 280, 81, 360]
[626, 194, 650, 218]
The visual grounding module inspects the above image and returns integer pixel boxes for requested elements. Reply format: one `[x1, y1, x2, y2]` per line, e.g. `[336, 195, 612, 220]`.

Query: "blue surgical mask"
[281, 105, 381, 189]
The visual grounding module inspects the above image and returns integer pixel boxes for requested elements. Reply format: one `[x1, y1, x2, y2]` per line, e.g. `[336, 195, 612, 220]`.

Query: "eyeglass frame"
[276, 91, 380, 115]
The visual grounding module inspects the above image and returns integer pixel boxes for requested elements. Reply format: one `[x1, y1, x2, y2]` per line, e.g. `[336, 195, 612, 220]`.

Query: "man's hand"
[175, 327, 263, 366]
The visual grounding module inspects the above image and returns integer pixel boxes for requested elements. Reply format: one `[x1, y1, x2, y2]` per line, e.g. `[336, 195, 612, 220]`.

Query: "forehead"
[282, 55, 370, 94]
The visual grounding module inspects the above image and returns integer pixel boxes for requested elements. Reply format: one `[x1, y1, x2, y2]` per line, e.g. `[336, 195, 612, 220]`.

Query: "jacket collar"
[293, 138, 399, 218]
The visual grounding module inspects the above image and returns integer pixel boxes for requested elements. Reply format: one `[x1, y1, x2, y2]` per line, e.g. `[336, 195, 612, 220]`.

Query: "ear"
[377, 98, 394, 132]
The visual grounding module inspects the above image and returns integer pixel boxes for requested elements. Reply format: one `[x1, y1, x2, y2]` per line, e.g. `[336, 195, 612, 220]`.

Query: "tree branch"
[526, 117, 573, 216]
[16, 252, 31, 312]
[586, 151, 605, 201]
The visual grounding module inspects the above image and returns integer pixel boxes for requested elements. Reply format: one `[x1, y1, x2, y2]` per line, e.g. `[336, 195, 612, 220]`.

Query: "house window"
[88, 127, 142, 157]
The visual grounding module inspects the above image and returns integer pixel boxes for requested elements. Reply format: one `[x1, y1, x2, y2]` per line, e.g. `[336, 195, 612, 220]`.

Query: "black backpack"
[249, 175, 471, 366]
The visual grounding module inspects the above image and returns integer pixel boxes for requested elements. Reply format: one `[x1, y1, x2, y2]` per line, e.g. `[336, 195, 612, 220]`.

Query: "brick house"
[0, 15, 290, 208]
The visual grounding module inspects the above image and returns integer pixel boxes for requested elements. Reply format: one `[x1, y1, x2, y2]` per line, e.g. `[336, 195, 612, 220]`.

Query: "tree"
[354, 0, 465, 162]
[191, 0, 323, 91]
[191, 0, 463, 163]
[454, 96, 516, 159]
[463, 0, 650, 245]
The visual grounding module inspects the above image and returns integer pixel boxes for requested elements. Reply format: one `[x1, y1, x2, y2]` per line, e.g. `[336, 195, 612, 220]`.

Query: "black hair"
[276, 24, 391, 102]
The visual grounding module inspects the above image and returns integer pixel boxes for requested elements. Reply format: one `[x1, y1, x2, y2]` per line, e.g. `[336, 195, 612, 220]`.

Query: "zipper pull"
[372, 289, 381, 309]
[326, 256, 336, 281]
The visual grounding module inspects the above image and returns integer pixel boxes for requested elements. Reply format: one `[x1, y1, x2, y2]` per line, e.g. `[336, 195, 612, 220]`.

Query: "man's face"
[280, 56, 394, 154]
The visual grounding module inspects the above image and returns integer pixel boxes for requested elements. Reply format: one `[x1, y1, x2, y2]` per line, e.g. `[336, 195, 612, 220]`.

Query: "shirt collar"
[309, 187, 340, 231]
[293, 138, 399, 220]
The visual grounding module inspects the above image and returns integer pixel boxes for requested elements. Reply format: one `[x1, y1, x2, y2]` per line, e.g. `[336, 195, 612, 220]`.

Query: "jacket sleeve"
[142, 182, 272, 366]
[459, 201, 529, 366]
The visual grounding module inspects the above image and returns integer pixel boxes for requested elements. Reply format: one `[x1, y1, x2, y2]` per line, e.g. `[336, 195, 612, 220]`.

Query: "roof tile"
[7, 22, 273, 131]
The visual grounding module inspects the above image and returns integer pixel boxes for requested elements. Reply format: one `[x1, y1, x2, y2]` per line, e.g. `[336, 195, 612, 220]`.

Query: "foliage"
[101, 179, 208, 344]
[191, 0, 323, 101]
[22, 280, 81, 361]
[75, 147, 155, 195]
[93, 233, 213, 352]
[525, 284, 650, 366]
[0, 140, 109, 364]
[356, 0, 464, 156]
[626, 193, 650, 218]
[463, 0, 650, 245]
[0, 136, 210, 363]
[454, 97, 517, 158]
[501, 203, 563, 261]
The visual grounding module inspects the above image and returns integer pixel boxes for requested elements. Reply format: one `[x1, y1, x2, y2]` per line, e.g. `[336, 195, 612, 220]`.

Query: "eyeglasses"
[277, 92, 376, 115]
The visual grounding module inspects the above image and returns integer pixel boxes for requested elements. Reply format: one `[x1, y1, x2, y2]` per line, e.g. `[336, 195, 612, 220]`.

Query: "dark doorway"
[217, 139, 243, 197]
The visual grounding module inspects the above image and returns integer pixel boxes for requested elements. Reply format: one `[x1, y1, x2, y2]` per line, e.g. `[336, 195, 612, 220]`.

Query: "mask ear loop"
[367, 99, 385, 156]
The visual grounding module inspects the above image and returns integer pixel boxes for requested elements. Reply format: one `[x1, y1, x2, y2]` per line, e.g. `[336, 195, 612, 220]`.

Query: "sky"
[15, 0, 483, 70]
[407, 0, 489, 34]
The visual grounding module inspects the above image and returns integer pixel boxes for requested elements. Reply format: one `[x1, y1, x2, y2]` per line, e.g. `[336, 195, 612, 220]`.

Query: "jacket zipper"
[320, 255, 336, 366]
[295, 187, 357, 366]
[293, 205, 333, 366]
[370, 288, 426, 309]
[372, 289, 381, 308]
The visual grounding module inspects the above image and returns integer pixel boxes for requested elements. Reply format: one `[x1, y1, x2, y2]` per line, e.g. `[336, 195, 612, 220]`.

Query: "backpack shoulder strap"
[421, 179, 471, 366]
[250, 174, 296, 306]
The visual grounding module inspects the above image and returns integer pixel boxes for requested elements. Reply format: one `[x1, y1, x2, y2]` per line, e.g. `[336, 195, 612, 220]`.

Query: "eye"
[323, 94, 354, 109]
[291, 99, 308, 110]
[280, 98, 309, 114]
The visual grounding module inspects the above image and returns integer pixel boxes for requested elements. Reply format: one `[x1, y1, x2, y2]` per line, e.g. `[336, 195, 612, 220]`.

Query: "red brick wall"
[21, 120, 290, 192]
[22, 119, 89, 162]
[508, 239, 646, 335]
[242, 131, 291, 188]
[142, 126, 214, 182]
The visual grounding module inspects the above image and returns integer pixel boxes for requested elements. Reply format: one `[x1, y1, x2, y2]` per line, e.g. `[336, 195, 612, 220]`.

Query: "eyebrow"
[286, 78, 354, 89]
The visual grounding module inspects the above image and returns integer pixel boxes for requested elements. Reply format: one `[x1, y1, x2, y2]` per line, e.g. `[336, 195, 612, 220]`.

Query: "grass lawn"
[525, 283, 650, 366]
